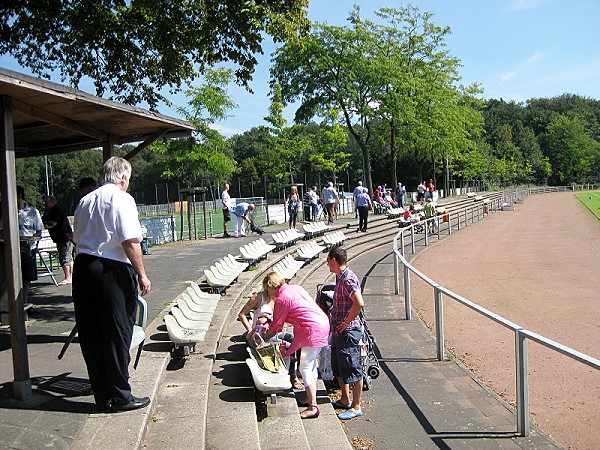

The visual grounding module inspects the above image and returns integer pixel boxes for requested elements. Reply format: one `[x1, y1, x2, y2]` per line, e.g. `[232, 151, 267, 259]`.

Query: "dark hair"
[16, 185, 25, 200]
[327, 246, 347, 265]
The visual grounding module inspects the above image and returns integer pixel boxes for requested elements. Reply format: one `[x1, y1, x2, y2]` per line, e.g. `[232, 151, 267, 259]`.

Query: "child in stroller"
[316, 283, 380, 390]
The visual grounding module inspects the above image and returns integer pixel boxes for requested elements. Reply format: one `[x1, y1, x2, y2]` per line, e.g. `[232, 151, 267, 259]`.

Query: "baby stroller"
[316, 284, 380, 390]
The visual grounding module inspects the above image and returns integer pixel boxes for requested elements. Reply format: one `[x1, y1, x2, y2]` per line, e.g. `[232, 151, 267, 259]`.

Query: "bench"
[302, 221, 330, 239]
[272, 255, 305, 281]
[322, 231, 347, 249]
[386, 207, 404, 219]
[295, 241, 327, 263]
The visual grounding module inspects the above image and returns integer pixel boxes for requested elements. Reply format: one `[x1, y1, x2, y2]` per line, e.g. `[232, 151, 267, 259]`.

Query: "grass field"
[576, 191, 600, 219]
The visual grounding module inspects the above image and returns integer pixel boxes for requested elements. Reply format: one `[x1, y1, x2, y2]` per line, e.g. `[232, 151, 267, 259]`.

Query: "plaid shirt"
[331, 267, 361, 336]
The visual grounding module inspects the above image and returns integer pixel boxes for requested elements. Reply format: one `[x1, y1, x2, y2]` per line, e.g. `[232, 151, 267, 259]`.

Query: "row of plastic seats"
[272, 254, 305, 281]
[386, 207, 405, 219]
[302, 221, 330, 239]
[323, 231, 347, 248]
[295, 240, 327, 263]
[203, 254, 248, 294]
[163, 282, 221, 356]
[239, 238, 276, 266]
[272, 228, 304, 251]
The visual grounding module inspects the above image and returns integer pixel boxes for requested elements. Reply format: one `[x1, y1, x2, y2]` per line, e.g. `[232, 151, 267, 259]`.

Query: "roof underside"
[0, 68, 194, 157]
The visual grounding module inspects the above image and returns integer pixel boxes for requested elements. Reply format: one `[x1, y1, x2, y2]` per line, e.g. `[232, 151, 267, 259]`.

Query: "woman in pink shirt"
[265, 272, 330, 419]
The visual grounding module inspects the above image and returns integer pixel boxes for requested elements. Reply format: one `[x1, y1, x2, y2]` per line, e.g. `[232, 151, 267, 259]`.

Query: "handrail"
[392, 186, 600, 437]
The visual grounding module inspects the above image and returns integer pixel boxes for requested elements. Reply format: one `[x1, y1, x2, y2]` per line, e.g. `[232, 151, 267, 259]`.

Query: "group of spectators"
[238, 246, 365, 421]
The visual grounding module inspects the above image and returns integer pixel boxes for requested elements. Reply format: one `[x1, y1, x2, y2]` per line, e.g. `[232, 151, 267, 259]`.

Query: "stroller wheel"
[368, 365, 380, 379]
[362, 374, 372, 391]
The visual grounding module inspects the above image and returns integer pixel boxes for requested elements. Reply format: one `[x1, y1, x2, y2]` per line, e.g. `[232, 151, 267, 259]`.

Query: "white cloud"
[507, 0, 551, 11]
[501, 72, 517, 82]
[526, 51, 544, 64]
[209, 123, 243, 136]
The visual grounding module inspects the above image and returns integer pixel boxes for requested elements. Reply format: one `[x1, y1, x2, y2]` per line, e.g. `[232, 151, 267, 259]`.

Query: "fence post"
[434, 287, 444, 361]
[404, 264, 411, 321]
[393, 241, 400, 295]
[411, 226, 416, 254]
[515, 329, 530, 436]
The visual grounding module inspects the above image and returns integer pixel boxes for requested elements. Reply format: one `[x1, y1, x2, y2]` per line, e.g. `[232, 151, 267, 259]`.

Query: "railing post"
[515, 329, 530, 436]
[457, 209, 461, 230]
[393, 245, 400, 295]
[404, 265, 411, 320]
[434, 287, 444, 361]
[411, 226, 416, 254]
[448, 212, 452, 235]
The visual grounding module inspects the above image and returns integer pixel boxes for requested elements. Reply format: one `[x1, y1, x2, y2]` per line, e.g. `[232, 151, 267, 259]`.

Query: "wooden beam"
[0, 95, 32, 400]
[11, 99, 110, 141]
[123, 128, 169, 161]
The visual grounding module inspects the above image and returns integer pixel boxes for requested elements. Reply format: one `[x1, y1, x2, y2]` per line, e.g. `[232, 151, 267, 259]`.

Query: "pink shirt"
[270, 284, 330, 354]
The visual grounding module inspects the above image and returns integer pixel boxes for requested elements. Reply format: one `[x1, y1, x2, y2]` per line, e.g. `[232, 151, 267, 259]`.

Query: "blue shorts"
[331, 328, 363, 384]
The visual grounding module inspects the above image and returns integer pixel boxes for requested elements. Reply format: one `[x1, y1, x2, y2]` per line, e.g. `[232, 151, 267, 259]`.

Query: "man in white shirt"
[221, 183, 232, 238]
[322, 182, 339, 225]
[352, 181, 363, 218]
[72, 157, 151, 413]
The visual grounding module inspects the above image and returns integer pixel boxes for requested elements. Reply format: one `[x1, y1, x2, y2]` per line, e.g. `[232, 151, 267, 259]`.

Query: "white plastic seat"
[170, 307, 211, 331]
[164, 314, 206, 353]
[188, 282, 221, 301]
[245, 347, 292, 394]
[180, 292, 218, 313]
[176, 301, 214, 322]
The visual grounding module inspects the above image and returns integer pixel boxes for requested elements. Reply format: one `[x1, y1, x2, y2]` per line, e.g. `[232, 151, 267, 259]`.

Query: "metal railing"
[391, 187, 600, 436]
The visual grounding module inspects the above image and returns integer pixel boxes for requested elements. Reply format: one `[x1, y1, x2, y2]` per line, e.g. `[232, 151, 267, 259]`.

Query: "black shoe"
[223, 232, 231, 238]
[110, 396, 150, 413]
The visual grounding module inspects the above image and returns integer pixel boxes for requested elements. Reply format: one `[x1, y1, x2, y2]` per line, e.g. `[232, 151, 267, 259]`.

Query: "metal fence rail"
[392, 186, 600, 436]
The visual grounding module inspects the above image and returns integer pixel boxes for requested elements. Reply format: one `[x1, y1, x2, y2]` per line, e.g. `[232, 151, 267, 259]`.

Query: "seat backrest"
[135, 296, 148, 330]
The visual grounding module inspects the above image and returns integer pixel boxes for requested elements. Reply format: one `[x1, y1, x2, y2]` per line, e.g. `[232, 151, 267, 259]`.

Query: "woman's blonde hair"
[290, 185, 298, 193]
[262, 272, 285, 292]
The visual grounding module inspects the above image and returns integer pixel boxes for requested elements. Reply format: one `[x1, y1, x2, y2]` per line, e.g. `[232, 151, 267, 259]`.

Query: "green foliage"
[0, 0, 310, 108]
[152, 68, 238, 187]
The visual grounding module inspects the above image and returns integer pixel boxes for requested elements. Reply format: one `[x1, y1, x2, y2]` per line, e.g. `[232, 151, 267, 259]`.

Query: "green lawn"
[576, 191, 600, 220]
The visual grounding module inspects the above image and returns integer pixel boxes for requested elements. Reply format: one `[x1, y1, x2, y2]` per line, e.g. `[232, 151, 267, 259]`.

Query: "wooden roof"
[0, 67, 194, 157]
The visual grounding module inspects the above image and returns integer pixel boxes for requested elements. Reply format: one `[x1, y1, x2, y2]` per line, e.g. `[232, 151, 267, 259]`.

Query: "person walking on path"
[231, 202, 255, 238]
[72, 156, 151, 413]
[356, 187, 373, 232]
[326, 246, 365, 420]
[322, 182, 339, 225]
[352, 181, 363, 218]
[42, 195, 73, 285]
[221, 183, 232, 237]
[265, 272, 330, 420]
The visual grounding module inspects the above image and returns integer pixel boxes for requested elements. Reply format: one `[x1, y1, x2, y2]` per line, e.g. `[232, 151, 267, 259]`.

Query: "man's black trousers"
[72, 254, 138, 409]
[358, 206, 369, 231]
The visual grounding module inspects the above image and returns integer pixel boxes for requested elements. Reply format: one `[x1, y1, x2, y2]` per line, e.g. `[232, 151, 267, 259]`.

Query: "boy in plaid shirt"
[327, 246, 365, 420]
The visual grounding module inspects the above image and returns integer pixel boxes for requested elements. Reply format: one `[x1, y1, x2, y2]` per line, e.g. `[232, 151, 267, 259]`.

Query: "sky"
[1, 0, 599, 136]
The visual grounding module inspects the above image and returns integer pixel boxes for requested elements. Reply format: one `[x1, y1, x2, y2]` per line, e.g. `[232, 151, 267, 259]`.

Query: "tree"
[0, 0, 310, 108]
[151, 68, 237, 187]
[545, 115, 600, 184]
[271, 13, 381, 194]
